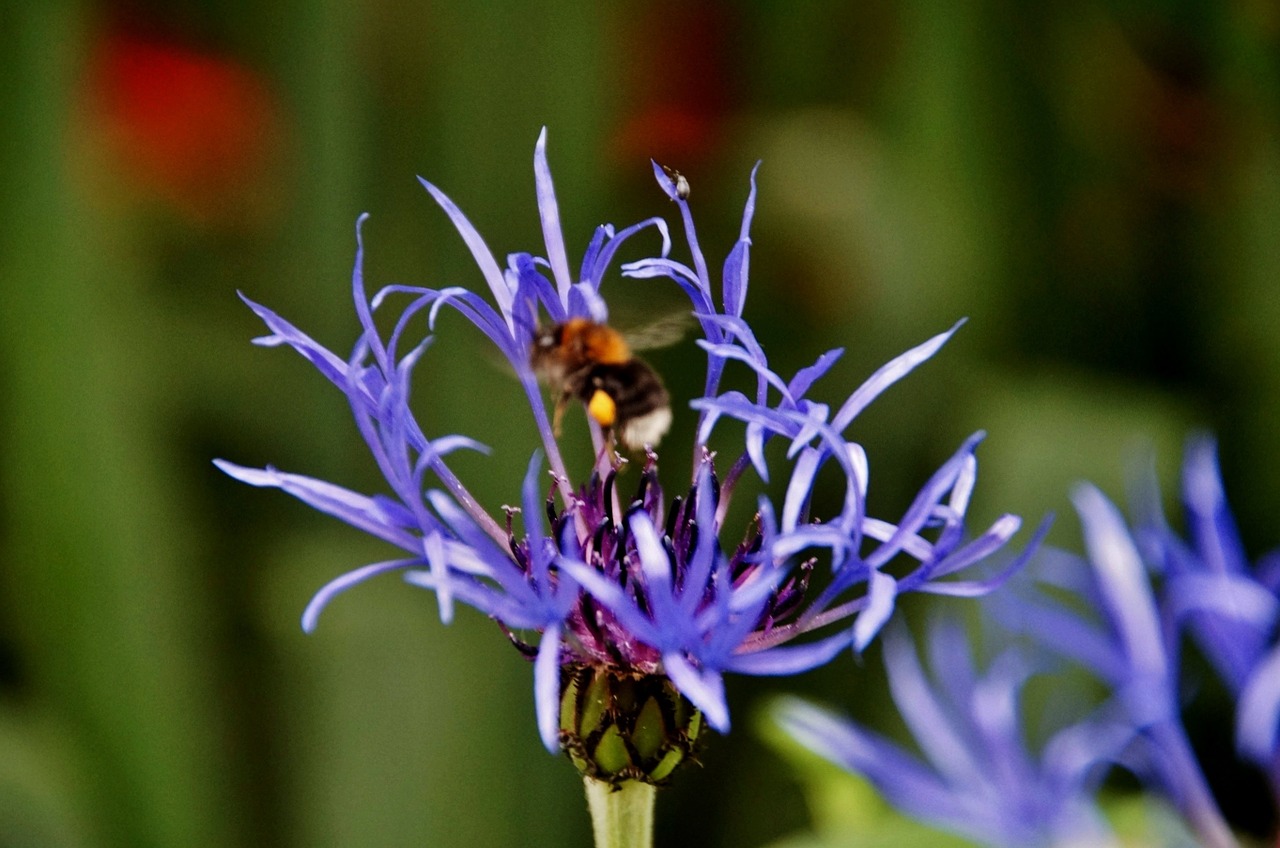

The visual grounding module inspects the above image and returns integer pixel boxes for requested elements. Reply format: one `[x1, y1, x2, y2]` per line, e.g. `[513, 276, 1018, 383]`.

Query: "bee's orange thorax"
[566, 318, 631, 365]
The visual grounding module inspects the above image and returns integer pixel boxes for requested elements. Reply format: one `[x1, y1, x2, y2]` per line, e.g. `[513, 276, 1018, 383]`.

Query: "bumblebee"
[531, 318, 673, 451]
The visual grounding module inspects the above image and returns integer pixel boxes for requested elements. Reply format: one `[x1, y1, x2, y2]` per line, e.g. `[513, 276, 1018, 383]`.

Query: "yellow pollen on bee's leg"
[587, 390, 617, 428]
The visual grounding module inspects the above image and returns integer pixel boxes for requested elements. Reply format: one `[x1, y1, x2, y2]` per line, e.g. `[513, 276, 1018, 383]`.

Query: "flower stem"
[584, 778, 655, 848]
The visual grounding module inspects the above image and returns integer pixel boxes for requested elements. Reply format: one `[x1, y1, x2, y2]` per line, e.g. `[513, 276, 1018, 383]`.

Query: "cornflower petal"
[913, 517, 1049, 598]
[1165, 572, 1278, 629]
[1040, 714, 1136, 788]
[566, 282, 608, 322]
[663, 652, 729, 732]
[697, 312, 785, 404]
[302, 558, 424, 633]
[622, 256, 715, 327]
[425, 490, 540, 609]
[554, 555, 664, 647]
[648, 160, 713, 305]
[695, 338, 791, 402]
[510, 253, 564, 324]
[852, 570, 897, 652]
[845, 441, 869, 528]
[781, 447, 821, 531]
[1148, 437, 1276, 701]
[533, 128, 573, 299]
[691, 392, 794, 470]
[412, 435, 491, 486]
[777, 699, 968, 822]
[725, 629, 854, 675]
[721, 240, 750, 323]
[881, 625, 983, 785]
[865, 432, 986, 569]
[578, 225, 608, 285]
[421, 286, 525, 365]
[1183, 437, 1250, 576]
[861, 517, 934, 561]
[1237, 643, 1280, 765]
[996, 591, 1128, 683]
[787, 348, 844, 400]
[721, 162, 759, 319]
[238, 293, 355, 394]
[1072, 484, 1168, 683]
[417, 176, 512, 322]
[349, 215, 391, 372]
[630, 513, 680, 637]
[937, 453, 978, 549]
[403, 570, 547, 630]
[423, 531, 454, 623]
[785, 404, 831, 459]
[534, 622, 565, 752]
[766, 523, 856, 565]
[831, 319, 965, 433]
[675, 464, 721, 619]
[916, 513, 1026, 581]
[924, 617, 980, 709]
[213, 460, 419, 551]
[520, 451, 553, 594]
[584, 217, 671, 289]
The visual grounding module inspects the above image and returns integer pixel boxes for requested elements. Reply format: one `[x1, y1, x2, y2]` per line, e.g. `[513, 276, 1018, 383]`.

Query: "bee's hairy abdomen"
[582, 360, 667, 419]
[582, 359, 672, 449]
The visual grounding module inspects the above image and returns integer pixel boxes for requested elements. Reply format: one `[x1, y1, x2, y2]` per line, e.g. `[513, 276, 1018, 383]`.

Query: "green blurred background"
[1, 2, 1277, 846]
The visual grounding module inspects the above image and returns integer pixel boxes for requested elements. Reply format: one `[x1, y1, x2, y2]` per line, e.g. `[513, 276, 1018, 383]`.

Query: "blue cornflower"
[985, 441, 1253, 848]
[1137, 437, 1280, 804]
[216, 129, 1038, 783]
[777, 621, 1132, 848]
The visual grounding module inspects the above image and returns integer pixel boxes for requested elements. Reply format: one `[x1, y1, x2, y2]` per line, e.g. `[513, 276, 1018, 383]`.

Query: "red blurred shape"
[610, 3, 735, 168]
[85, 30, 284, 225]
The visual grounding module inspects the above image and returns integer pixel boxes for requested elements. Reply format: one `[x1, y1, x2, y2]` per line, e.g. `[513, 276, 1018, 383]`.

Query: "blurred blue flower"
[216, 129, 1038, 766]
[989, 440, 1253, 847]
[777, 621, 1131, 848]
[1137, 437, 1280, 802]
[778, 437, 1277, 847]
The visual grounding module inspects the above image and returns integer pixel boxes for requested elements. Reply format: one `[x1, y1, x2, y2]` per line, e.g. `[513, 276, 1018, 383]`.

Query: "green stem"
[584, 778, 655, 848]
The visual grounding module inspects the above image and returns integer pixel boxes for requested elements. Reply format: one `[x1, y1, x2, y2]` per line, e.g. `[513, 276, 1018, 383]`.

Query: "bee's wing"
[482, 341, 525, 381]
[623, 311, 694, 352]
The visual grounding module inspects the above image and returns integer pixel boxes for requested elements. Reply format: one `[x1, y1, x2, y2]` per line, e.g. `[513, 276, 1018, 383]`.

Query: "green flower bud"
[559, 664, 706, 786]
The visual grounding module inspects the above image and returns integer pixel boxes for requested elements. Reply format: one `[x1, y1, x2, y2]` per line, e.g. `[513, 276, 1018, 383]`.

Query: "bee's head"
[529, 323, 567, 380]
[533, 325, 559, 352]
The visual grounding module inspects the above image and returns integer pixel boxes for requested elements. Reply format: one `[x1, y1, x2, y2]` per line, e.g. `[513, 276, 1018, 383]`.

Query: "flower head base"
[216, 129, 1040, 779]
[560, 666, 705, 786]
